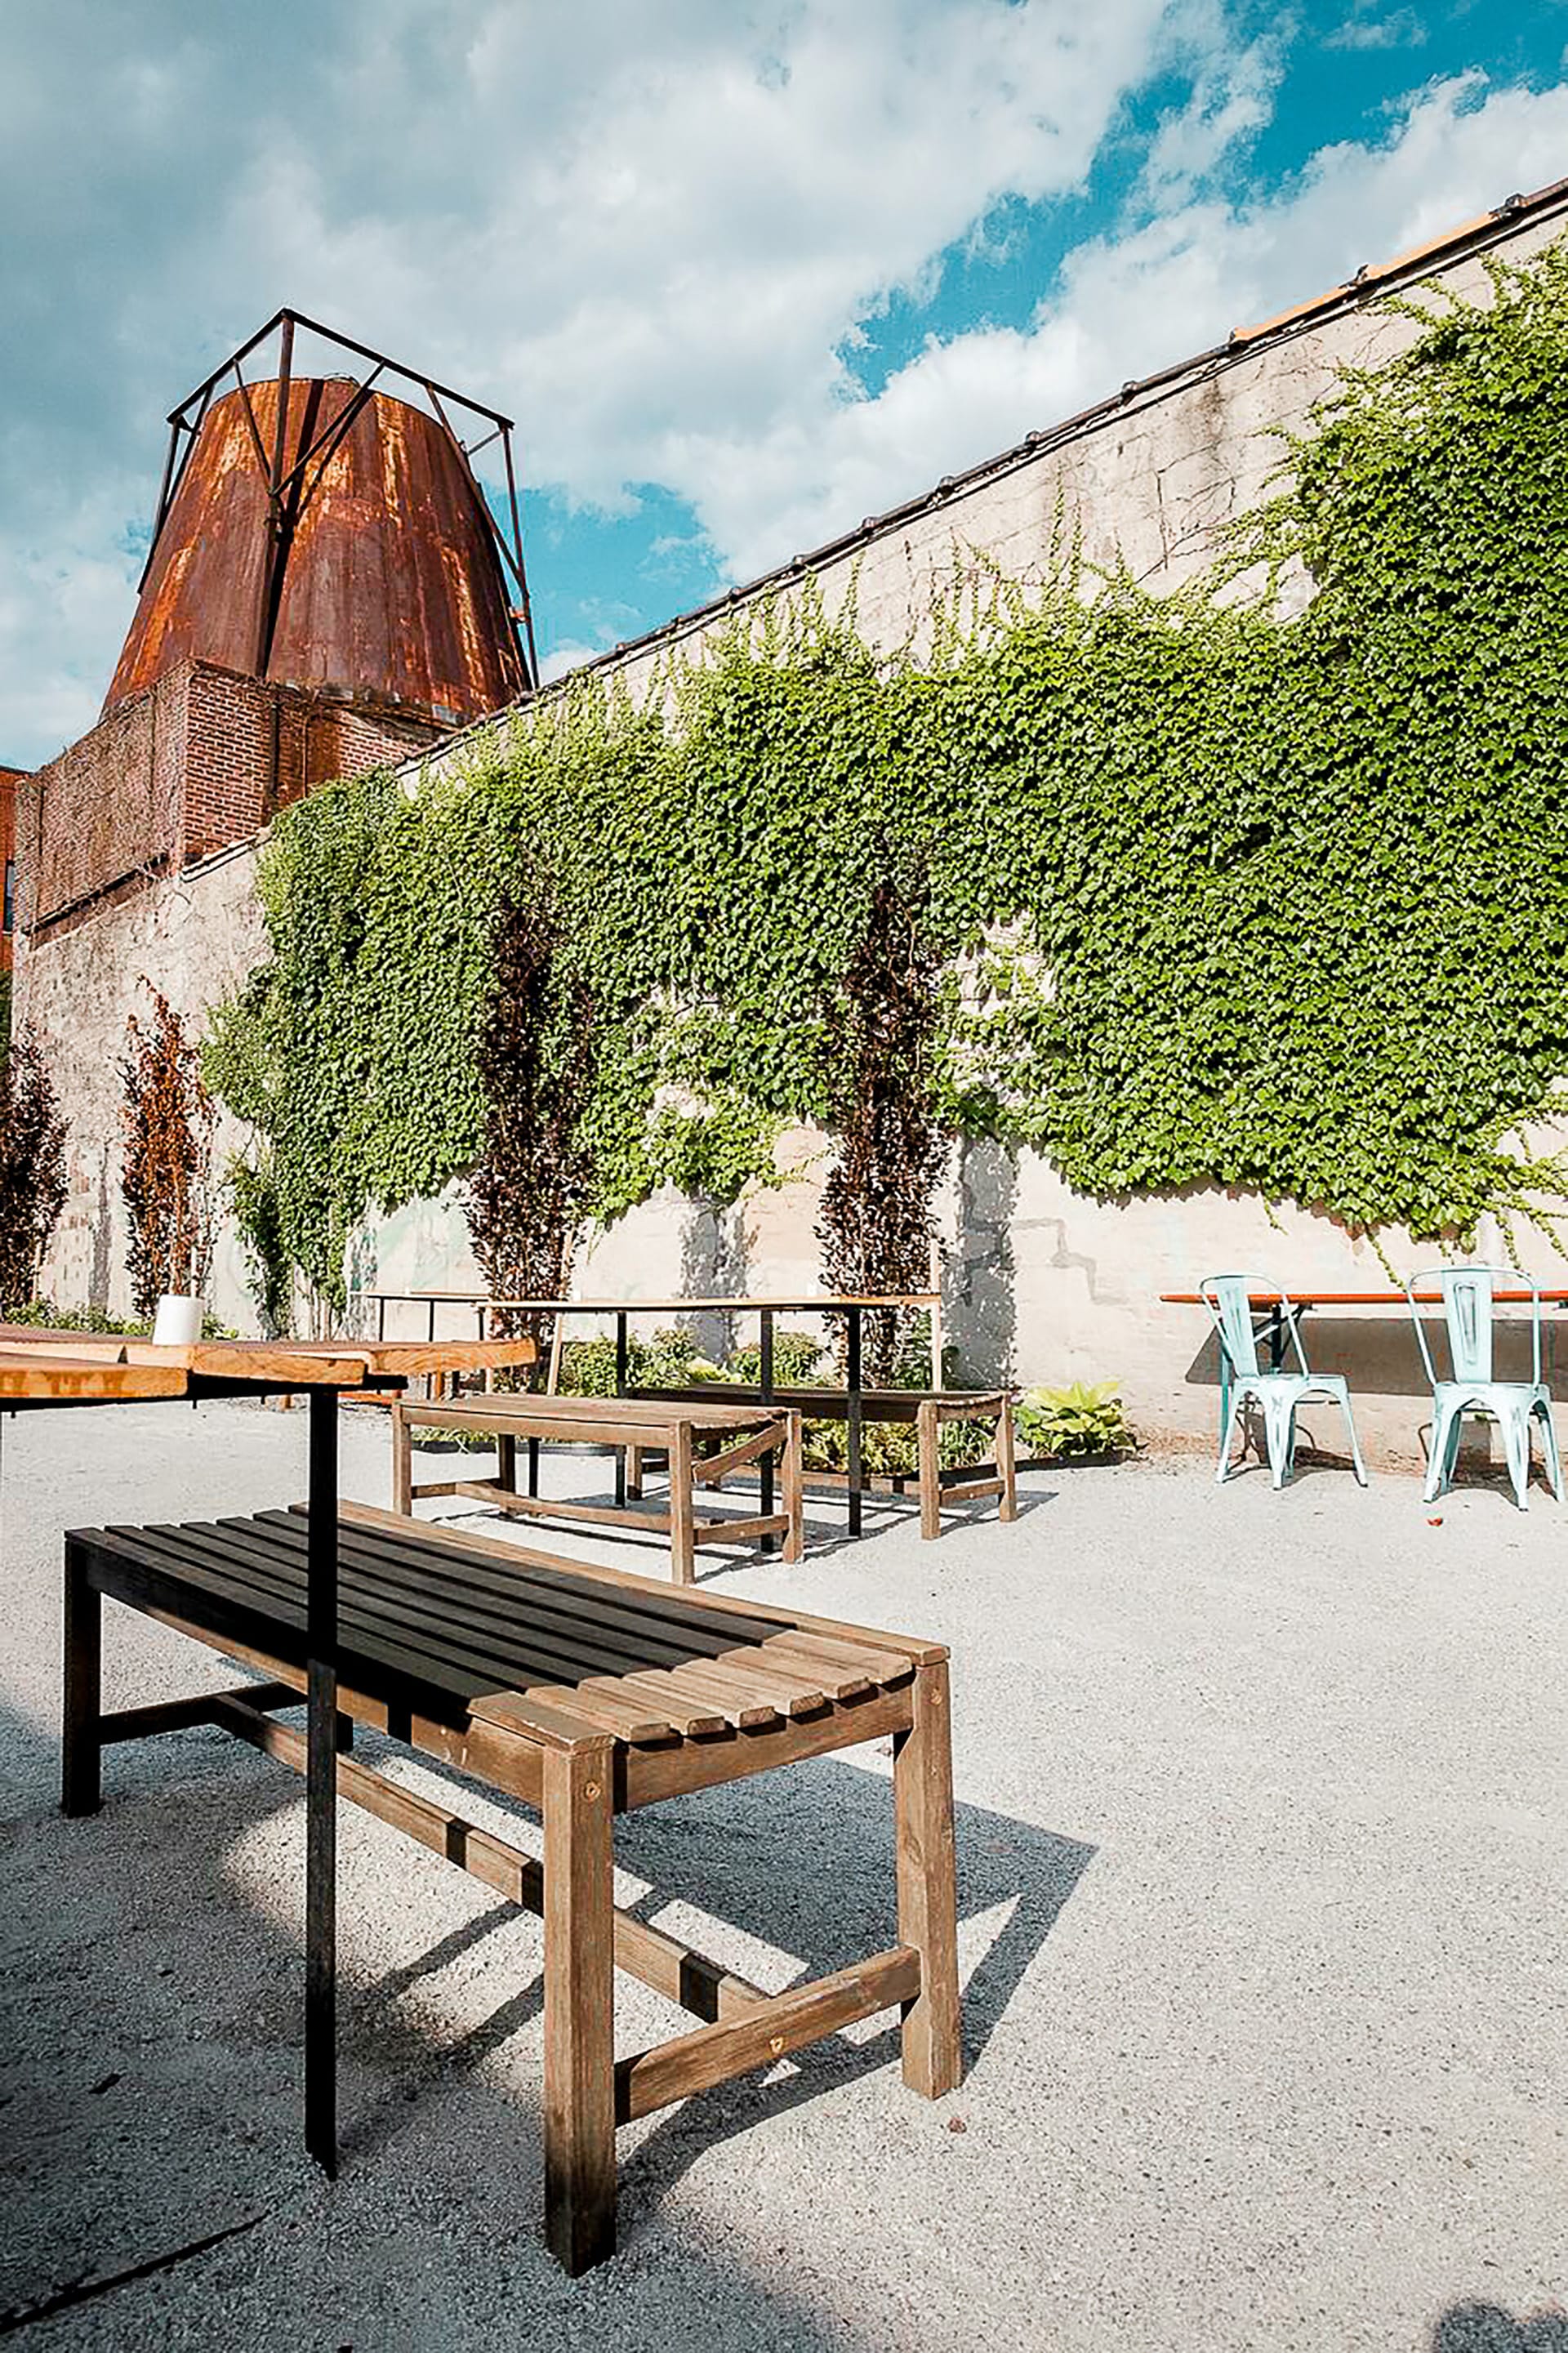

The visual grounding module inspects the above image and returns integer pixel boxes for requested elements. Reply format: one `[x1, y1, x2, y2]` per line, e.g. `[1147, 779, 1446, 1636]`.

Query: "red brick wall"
[27, 660, 437, 938]
[0, 765, 20, 972]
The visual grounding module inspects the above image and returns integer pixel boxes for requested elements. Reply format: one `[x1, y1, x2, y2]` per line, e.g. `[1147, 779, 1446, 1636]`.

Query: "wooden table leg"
[497, 1431, 517, 1498]
[390, 1397, 412, 1516]
[916, 1398, 942, 1541]
[543, 1742, 617, 2275]
[668, 1421, 695, 1585]
[62, 1549, 102, 1817]
[996, 1395, 1018, 1523]
[305, 1387, 340, 2177]
[893, 1659, 963, 2098]
[782, 1410, 804, 1564]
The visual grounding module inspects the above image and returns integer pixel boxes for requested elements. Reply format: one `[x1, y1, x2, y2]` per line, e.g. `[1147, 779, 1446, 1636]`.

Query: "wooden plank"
[614, 1945, 920, 2123]
[781, 1410, 804, 1566]
[690, 1419, 788, 1486]
[411, 1394, 777, 1437]
[693, 1647, 830, 1718]
[647, 1660, 782, 1731]
[452, 1480, 674, 1535]
[207, 1696, 764, 2020]
[940, 1477, 1004, 1506]
[96, 1680, 298, 1744]
[0, 1353, 189, 1403]
[997, 1397, 1018, 1523]
[543, 1744, 617, 2273]
[758, 1629, 918, 1687]
[625, 1685, 912, 1809]
[733, 1637, 871, 1704]
[918, 1399, 941, 1540]
[333, 1500, 947, 1664]
[894, 1659, 963, 2098]
[668, 1421, 695, 1587]
[691, 1513, 793, 1550]
[572, 1665, 728, 1739]
[509, 1681, 679, 1746]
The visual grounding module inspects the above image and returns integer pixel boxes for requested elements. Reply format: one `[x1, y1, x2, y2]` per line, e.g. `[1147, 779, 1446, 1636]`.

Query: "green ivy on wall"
[206, 243, 1568, 1312]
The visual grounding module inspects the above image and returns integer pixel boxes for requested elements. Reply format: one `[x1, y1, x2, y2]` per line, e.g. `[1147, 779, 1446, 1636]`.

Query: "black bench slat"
[87, 1525, 483, 1705]
[249, 1519, 751, 1678]
[75, 1511, 798, 1716]
[254, 1509, 791, 1648]
[129, 1519, 657, 1696]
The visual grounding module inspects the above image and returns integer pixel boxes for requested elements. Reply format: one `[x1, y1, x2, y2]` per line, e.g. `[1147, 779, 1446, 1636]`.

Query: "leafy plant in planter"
[120, 987, 217, 1321]
[0, 1030, 68, 1313]
[1016, 1381, 1134, 1460]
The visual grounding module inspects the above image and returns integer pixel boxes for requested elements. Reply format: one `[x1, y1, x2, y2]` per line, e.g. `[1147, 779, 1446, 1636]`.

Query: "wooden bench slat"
[136, 1519, 658, 1700]
[265, 1509, 795, 1651]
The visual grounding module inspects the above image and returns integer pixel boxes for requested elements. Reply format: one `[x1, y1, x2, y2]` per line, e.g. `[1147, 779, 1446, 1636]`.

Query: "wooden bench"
[62, 1500, 960, 2274]
[391, 1392, 804, 1581]
[626, 1384, 1018, 1540]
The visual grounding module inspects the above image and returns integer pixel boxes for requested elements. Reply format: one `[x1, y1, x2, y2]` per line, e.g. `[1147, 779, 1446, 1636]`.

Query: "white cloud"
[1, 3, 1565, 763]
[679, 72, 1568, 579]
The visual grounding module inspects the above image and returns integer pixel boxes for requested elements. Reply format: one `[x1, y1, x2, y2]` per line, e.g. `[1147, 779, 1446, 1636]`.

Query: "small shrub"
[0, 1031, 67, 1314]
[1016, 1380, 1134, 1460]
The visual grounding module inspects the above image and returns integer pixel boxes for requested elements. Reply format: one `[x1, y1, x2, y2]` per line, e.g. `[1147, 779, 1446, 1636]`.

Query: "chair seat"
[1232, 1371, 1352, 1402]
[1432, 1380, 1552, 1415]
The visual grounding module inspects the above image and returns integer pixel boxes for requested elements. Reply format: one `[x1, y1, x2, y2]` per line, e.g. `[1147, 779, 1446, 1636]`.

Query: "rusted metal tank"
[105, 377, 527, 725]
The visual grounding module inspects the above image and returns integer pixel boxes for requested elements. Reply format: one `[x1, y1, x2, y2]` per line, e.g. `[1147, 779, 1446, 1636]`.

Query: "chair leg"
[1425, 1398, 1459, 1503]
[62, 1550, 102, 1818]
[1215, 1391, 1244, 1485]
[1341, 1394, 1370, 1486]
[1538, 1403, 1563, 1501]
[1501, 1408, 1531, 1512]
[542, 1743, 617, 2275]
[893, 1660, 963, 2098]
[1264, 1395, 1295, 1490]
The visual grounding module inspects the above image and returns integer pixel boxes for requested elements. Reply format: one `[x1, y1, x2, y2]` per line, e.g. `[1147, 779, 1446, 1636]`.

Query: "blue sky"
[4, 0, 1568, 758]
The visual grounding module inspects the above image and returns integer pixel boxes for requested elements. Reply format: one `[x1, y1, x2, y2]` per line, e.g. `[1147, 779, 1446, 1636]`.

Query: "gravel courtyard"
[1, 1401, 1564, 2351]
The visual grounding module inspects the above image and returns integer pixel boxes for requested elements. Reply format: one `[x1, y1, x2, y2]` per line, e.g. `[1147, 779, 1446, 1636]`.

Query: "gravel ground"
[1, 1401, 1565, 2352]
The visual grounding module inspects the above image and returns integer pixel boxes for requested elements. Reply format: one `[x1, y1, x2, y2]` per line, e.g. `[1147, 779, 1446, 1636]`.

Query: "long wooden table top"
[1160, 1289, 1568, 1307]
[0, 1327, 538, 1404]
[368, 1292, 941, 1312]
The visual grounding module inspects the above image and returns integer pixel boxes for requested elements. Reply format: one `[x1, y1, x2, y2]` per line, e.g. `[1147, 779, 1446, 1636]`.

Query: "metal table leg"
[759, 1308, 776, 1550]
[613, 1312, 628, 1509]
[305, 1386, 340, 2176]
[847, 1308, 864, 1538]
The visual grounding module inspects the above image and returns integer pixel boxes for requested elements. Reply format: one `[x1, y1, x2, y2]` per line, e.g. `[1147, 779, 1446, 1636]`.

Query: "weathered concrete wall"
[21, 197, 1568, 1464]
[18, 840, 266, 1326]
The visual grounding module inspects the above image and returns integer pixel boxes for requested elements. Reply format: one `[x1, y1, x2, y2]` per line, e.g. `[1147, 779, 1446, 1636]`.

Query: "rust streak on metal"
[106, 375, 526, 728]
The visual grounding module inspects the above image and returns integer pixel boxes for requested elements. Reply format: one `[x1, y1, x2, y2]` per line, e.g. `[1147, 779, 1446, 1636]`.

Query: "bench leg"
[496, 1433, 517, 1498]
[996, 1397, 1018, 1523]
[390, 1398, 412, 1517]
[894, 1659, 962, 2097]
[543, 1745, 617, 2275]
[916, 1399, 942, 1540]
[62, 1550, 102, 1817]
[626, 1444, 644, 1501]
[781, 1411, 804, 1564]
[668, 1423, 696, 1585]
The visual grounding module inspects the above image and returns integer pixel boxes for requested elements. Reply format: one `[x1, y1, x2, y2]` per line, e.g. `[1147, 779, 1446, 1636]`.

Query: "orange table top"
[1160, 1289, 1568, 1307]
[0, 1327, 537, 1405]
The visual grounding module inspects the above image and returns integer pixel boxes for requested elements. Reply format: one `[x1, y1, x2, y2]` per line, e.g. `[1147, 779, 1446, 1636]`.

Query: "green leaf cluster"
[207, 243, 1568, 1312]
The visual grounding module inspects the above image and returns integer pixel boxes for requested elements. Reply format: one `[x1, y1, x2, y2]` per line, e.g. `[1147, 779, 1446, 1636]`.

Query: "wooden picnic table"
[364, 1291, 943, 1536]
[62, 1497, 960, 2272]
[392, 1388, 804, 1580]
[0, 1322, 537, 2183]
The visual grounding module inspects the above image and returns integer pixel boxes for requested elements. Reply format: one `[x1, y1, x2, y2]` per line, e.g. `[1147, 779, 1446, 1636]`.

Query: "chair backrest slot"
[1199, 1275, 1303, 1380]
[1403, 1263, 1541, 1389]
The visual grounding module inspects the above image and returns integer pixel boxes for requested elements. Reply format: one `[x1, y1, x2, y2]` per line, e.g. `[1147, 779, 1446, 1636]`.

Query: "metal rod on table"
[760, 1308, 776, 1549]
[847, 1307, 864, 1538]
[305, 1386, 340, 2177]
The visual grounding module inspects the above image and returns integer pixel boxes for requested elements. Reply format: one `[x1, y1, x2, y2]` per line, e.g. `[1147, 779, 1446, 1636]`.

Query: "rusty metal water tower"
[105, 309, 538, 727]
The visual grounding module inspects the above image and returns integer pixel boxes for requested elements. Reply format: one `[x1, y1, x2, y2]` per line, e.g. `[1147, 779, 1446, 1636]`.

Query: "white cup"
[152, 1294, 204, 1346]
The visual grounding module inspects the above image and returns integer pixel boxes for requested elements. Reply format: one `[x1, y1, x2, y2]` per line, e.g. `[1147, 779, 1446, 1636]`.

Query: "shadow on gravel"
[1, 1679, 1087, 2343]
[1434, 2305, 1568, 2351]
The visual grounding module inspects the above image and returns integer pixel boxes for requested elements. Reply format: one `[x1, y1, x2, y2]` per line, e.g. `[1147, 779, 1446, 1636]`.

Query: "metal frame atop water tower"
[140, 308, 540, 694]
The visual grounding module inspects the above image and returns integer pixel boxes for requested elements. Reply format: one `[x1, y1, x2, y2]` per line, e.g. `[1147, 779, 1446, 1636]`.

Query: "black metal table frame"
[15, 1369, 394, 2178]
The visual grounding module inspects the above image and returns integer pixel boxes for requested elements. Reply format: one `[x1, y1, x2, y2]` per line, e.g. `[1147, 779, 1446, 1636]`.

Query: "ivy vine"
[205, 243, 1568, 1314]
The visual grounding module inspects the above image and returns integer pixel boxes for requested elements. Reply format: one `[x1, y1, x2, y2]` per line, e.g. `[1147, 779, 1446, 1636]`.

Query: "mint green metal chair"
[1404, 1265, 1561, 1511]
[1200, 1273, 1368, 1490]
